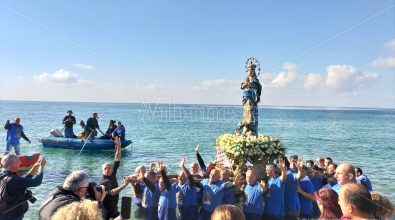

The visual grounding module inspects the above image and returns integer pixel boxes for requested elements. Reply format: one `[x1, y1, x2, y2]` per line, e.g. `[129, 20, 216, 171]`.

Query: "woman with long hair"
[315, 188, 343, 219]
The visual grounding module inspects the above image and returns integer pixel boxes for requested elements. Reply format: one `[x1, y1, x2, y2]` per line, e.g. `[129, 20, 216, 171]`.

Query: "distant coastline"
[1, 99, 394, 111]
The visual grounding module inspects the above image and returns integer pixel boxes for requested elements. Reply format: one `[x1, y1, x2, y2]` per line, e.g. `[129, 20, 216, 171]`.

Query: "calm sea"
[1, 101, 394, 219]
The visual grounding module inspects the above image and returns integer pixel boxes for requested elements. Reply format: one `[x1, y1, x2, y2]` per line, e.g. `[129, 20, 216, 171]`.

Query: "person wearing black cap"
[62, 110, 76, 138]
[100, 120, 117, 139]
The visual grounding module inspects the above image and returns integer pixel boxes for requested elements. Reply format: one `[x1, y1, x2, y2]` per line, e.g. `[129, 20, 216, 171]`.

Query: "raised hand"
[179, 157, 185, 168]
[195, 144, 200, 154]
[278, 157, 286, 171]
[39, 156, 47, 167]
[150, 162, 156, 172]
[297, 159, 304, 169]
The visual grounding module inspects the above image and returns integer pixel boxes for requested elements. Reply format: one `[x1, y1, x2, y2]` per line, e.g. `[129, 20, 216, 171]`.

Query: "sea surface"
[1, 101, 394, 219]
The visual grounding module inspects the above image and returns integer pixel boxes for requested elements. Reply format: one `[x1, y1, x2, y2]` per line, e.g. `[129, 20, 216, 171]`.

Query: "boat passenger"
[62, 110, 77, 138]
[100, 120, 117, 140]
[85, 113, 100, 139]
[112, 121, 125, 141]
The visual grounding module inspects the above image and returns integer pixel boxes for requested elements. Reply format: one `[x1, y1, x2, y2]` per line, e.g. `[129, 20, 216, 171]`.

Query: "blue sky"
[1, 1, 394, 108]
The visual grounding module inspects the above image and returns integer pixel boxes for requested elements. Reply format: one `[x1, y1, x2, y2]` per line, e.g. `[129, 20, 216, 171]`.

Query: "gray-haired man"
[38, 170, 106, 220]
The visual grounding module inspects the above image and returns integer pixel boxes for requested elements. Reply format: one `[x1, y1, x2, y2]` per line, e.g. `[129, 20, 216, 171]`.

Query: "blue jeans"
[6, 142, 21, 155]
[64, 127, 75, 138]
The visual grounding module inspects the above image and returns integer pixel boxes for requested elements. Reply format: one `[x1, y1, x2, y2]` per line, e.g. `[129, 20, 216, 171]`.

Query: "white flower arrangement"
[216, 133, 286, 164]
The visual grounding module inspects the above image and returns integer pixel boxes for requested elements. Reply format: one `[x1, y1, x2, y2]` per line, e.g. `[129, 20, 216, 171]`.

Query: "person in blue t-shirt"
[242, 169, 265, 220]
[263, 159, 287, 220]
[141, 170, 160, 220]
[195, 144, 215, 178]
[199, 169, 242, 220]
[355, 167, 372, 192]
[130, 165, 146, 219]
[157, 161, 177, 220]
[280, 156, 301, 220]
[4, 118, 31, 155]
[112, 121, 126, 141]
[295, 162, 315, 219]
[219, 168, 236, 205]
[176, 157, 198, 220]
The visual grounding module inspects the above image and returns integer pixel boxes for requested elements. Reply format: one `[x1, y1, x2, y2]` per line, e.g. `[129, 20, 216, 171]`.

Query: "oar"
[98, 128, 105, 136]
[78, 131, 94, 154]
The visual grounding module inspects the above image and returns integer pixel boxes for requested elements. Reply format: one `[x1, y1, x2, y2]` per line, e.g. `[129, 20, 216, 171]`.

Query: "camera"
[25, 190, 37, 204]
[86, 182, 102, 200]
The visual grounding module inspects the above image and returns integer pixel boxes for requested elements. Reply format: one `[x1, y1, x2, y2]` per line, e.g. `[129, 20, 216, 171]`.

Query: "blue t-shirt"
[6, 123, 24, 143]
[298, 177, 314, 215]
[222, 180, 235, 204]
[143, 184, 160, 208]
[331, 183, 340, 194]
[158, 183, 178, 209]
[113, 126, 125, 140]
[311, 175, 324, 192]
[175, 181, 197, 207]
[356, 175, 372, 191]
[284, 171, 300, 212]
[201, 181, 226, 212]
[243, 182, 265, 215]
[264, 176, 284, 217]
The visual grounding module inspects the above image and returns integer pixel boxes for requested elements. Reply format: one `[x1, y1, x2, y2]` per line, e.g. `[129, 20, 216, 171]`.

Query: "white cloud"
[191, 79, 238, 91]
[270, 62, 298, 88]
[73, 63, 95, 70]
[385, 39, 395, 51]
[323, 65, 379, 93]
[304, 73, 322, 90]
[33, 69, 81, 83]
[371, 56, 395, 67]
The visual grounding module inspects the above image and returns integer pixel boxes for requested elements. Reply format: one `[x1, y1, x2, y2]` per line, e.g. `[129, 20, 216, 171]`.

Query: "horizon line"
[0, 99, 394, 111]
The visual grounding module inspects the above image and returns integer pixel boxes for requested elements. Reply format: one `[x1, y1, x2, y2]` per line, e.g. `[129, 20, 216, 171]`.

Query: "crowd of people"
[2, 138, 394, 220]
[1, 113, 394, 220]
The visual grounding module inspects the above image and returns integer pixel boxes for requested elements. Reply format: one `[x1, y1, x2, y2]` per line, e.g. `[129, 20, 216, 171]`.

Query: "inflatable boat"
[40, 136, 132, 151]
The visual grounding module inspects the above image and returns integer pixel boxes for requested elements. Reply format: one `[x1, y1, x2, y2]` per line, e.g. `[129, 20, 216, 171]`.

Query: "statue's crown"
[247, 61, 256, 70]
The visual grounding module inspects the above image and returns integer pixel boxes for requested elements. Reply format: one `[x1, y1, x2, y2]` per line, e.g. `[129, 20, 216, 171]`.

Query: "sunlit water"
[1, 101, 394, 219]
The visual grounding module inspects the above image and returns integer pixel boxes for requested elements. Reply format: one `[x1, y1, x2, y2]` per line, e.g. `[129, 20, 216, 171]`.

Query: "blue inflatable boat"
[40, 136, 132, 151]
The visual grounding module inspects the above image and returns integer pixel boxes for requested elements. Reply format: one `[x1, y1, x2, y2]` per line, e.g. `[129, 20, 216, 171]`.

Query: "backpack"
[0, 174, 29, 216]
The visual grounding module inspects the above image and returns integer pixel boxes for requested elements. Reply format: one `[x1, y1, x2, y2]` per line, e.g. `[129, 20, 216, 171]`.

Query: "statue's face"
[247, 68, 255, 77]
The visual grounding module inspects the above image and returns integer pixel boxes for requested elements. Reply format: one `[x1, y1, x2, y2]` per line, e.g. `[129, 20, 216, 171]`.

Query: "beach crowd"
[1, 115, 394, 220]
[1, 139, 394, 220]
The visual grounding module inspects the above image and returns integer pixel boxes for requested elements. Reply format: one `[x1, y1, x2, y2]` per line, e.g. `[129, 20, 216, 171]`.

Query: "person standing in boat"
[3, 118, 31, 155]
[62, 110, 77, 138]
[236, 58, 262, 137]
[84, 113, 100, 139]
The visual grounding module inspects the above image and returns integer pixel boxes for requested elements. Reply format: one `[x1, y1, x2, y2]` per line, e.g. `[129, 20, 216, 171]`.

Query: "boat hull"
[40, 137, 132, 151]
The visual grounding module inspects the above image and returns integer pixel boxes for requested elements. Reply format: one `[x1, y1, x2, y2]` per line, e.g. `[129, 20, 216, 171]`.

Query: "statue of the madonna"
[236, 57, 262, 137]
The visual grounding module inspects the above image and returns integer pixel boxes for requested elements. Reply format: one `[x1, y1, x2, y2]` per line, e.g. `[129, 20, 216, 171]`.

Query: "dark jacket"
[0, 171, 43, 219]
[38, 186, 81, 220]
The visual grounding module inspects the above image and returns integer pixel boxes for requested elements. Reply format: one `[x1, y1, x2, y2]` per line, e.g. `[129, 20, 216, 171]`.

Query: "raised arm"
[278, 158, 287, 183]
[159, 162, 171, 191]
[195, 144, 207, 172]
[4, 119, 10, 129]
[114, 136, 121, 162]
[179, 157, 194, 187]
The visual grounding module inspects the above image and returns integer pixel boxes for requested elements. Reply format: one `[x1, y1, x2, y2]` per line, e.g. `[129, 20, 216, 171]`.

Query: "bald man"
[332, 163, 356, 194]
